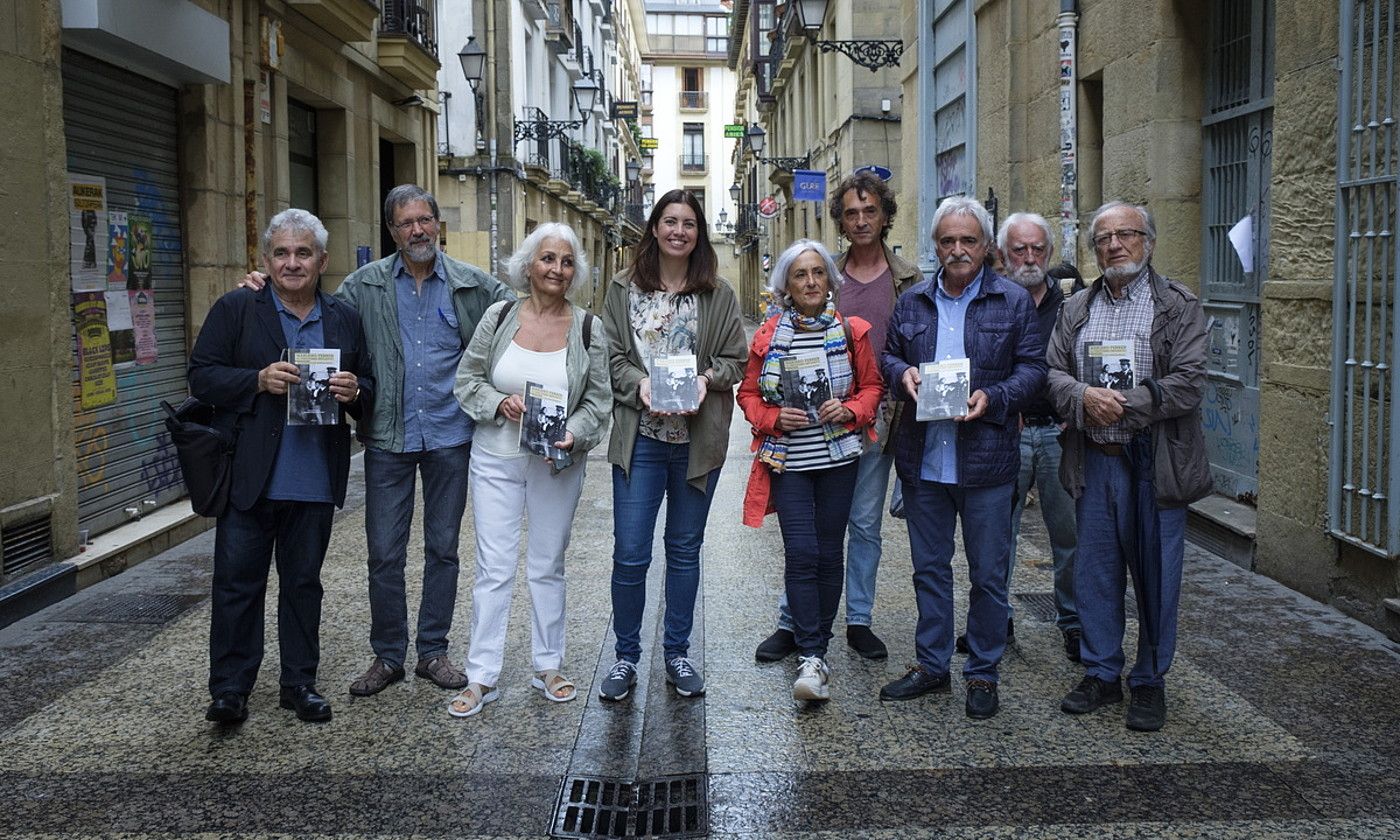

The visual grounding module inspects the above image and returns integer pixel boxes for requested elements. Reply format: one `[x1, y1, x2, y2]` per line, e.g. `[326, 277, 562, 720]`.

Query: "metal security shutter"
[63, 50, 190, 536]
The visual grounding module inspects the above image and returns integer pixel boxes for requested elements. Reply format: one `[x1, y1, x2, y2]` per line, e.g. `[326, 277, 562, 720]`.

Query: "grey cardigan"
[603, 269, 748, 491]
[453, 299, 613, 470]
[1046, 268, 1213, 507]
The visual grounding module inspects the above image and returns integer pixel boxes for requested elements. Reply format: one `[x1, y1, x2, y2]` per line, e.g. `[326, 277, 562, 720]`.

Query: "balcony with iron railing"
[544, 0, 575, 51]
[680, 153, 708, 174]
[379, 0, 439, 88]
[522, 130, 623, 215]
[679, 90, 708, 110]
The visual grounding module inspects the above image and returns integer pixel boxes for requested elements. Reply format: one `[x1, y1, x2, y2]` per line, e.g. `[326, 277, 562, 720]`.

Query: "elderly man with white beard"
[954, 212, 1083, 664]
[1045, 201, 1211, 732]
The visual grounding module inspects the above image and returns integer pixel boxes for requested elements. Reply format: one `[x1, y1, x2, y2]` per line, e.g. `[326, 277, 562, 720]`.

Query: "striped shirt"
[783, 330, 852, 472]
[1074, 267, 1156, 444]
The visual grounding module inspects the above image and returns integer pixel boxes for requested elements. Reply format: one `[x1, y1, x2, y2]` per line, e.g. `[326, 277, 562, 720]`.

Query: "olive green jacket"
[603, 269, 748, 491]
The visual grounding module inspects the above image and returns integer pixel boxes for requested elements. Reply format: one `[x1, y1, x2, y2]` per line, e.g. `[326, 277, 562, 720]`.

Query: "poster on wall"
[74, 292, 117, 409]
[130, 289, 158, 365]
[69, 175, 108, 292]
[129, 214, 153, 290]
[104, 210, 135, 366]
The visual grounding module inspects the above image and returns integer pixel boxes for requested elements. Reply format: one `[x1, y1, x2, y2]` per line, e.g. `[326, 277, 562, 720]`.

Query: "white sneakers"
[792, 655, 831, 701]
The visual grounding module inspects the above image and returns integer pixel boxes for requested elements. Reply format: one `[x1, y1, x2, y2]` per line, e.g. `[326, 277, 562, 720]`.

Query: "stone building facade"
[0, 0, 441, 612]
[897, 0, 1400, 639]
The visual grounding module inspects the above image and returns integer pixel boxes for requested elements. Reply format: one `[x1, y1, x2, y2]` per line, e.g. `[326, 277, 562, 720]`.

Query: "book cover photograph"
[1085, 340, 1136, 391]
[916, 358, 971, 422]
[649, 353, 700, 413]
[781, 352, 832, 423]
[286, 348, 340, 426]
[521, 381, 569, 459]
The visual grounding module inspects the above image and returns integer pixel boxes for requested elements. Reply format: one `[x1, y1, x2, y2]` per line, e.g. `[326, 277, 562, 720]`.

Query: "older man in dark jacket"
[190, 209, 373, 726]
[1047, 201, 1210, 733]
[879, 197, 1046, 720]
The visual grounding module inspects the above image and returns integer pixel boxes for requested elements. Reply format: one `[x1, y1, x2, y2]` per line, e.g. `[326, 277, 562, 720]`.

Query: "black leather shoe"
[965, 679, 999, 719]
[879, 665, 951, 701]
[279, 684, 333, 722]
[205, 692, 248, 724]
[1060, 675, 1123, 714]
[955, 617, 1014, 656]
[846, 624, 888, 660]
[1126, 684, 1167, 732]
[1062, 627, 1083, 663]
[755, 628, 798, 663]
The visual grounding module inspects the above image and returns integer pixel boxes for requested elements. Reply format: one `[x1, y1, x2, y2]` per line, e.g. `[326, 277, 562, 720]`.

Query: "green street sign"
[724, 124, 745, 138]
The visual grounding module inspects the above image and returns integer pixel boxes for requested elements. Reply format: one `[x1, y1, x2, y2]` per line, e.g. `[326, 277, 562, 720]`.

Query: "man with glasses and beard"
[244, 185, 513, 698]
[1046, 201, 1211, 732]
[955, 212, 1083, 664]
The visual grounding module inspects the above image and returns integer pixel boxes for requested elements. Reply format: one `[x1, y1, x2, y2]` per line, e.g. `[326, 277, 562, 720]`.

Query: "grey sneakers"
[665, 656, 705, 697]
[792, 655, 830, 701]
[598, 660, 638, 701]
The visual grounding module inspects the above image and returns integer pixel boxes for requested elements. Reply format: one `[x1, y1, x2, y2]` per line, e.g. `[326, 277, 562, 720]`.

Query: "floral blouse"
[630, 286, 698, 443]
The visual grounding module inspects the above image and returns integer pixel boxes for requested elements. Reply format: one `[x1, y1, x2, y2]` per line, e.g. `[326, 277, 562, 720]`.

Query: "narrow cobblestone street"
[3, 410, 1399, 838]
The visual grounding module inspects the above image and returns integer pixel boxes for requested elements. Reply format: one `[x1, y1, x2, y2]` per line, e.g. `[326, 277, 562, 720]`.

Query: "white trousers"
[464, 444, 586, 687]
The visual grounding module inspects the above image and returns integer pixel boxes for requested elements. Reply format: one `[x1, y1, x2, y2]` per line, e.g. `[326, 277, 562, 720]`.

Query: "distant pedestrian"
[192, 209, 372, 725]
[878, 197, 1046, 721]
[448, 222, 611, 718]
[753, 171, 919, 665]
[738, 239, 884, 702]
[598, 189, 747, 702]
[1048, 201, 1211, 732]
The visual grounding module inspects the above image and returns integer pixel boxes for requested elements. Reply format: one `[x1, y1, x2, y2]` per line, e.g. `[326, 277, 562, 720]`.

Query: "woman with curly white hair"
[737, 238, 884, 702]
[449, 222, 612, 718]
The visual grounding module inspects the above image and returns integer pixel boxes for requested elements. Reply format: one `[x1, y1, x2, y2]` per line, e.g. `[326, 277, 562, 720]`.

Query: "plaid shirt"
[1073, 267, 1156, 444]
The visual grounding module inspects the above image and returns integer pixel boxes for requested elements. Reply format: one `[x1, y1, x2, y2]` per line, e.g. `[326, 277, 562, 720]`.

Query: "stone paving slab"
[2, 407, 1399, 837]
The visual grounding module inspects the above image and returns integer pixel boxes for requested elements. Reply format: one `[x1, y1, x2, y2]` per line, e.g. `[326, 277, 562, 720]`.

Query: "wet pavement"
[2, 406, 1399, 838]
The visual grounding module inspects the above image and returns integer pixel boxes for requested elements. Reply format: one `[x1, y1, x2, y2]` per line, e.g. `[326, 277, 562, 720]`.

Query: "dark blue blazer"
[188, 284, 374, 511]
[881, 269, 1047, 488]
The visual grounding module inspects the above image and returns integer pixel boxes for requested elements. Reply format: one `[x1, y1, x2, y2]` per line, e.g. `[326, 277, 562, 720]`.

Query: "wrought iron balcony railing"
[380, 0, 437, 58]
[679, 90, 708, 110]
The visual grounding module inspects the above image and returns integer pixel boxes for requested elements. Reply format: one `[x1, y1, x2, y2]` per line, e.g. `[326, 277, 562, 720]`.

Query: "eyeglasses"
[1008, 244, 1048, 257]
[391, 215, 437, 232]
[1091, 229, 1147, 249]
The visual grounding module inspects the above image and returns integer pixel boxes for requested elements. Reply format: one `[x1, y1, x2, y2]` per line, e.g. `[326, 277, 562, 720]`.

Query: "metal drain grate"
[59, 593, 202, 625]
[1015, 591, 1139, 622]
[552, 774, 706, 838]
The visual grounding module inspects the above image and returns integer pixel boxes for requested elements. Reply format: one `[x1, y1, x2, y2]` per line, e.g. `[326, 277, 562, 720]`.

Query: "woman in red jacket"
[738, 239, 884, 703]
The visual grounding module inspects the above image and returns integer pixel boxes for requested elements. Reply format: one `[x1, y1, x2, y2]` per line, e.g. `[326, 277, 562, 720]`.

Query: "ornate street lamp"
[572, 77, 600, 126]
[457, 36, 486, 91]
[730, 183, 741, 203]
[794, 0, 828, 31]
[745, 123, 766, 154]
[626, 159, 641, 182]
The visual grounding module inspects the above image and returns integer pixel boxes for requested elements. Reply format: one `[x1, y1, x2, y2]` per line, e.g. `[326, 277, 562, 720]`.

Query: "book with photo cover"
[916, 358, 971, 422]
[285, 348, 340, 426]
[780, 352, 832, 424]
[649, 353, 700, 413]
[521, 380, 569, 459]
[1084, 340, 1137, 391]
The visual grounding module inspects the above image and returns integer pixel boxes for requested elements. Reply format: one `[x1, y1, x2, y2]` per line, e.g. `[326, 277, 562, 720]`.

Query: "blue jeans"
[772, 461, 859, 657]
[1009, 425, 1080, 630]
[210, 499, 334, 696]
[776, 446, 892, 631]
[902, 478, 1015, 682]
[364, 443, 471, 669]
[611, 435, 720, 663]
[1076, 447, 1186, 689]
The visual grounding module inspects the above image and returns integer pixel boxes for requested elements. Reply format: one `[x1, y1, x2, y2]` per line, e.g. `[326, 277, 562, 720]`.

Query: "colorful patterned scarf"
[756, 300, 862, 471]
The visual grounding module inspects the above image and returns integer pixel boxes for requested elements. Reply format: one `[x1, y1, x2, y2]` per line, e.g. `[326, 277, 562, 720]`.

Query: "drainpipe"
[1057, 0, 1079, 260]
[486, 0, 501, 281]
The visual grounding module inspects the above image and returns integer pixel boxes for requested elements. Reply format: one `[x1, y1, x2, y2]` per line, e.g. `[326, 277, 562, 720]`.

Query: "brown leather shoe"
[349, 658, 405, 697]
[415, 655, 468, 689]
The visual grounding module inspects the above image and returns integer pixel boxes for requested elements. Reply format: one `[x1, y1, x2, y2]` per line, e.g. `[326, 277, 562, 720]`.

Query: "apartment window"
[288, 99, 318, 215]
[682, 123, 705, 172]
[756, 0, 774, 57]
[680, 67, 706, 109]
[685, 188, 705, 216]
[706, 16, 728, 54]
